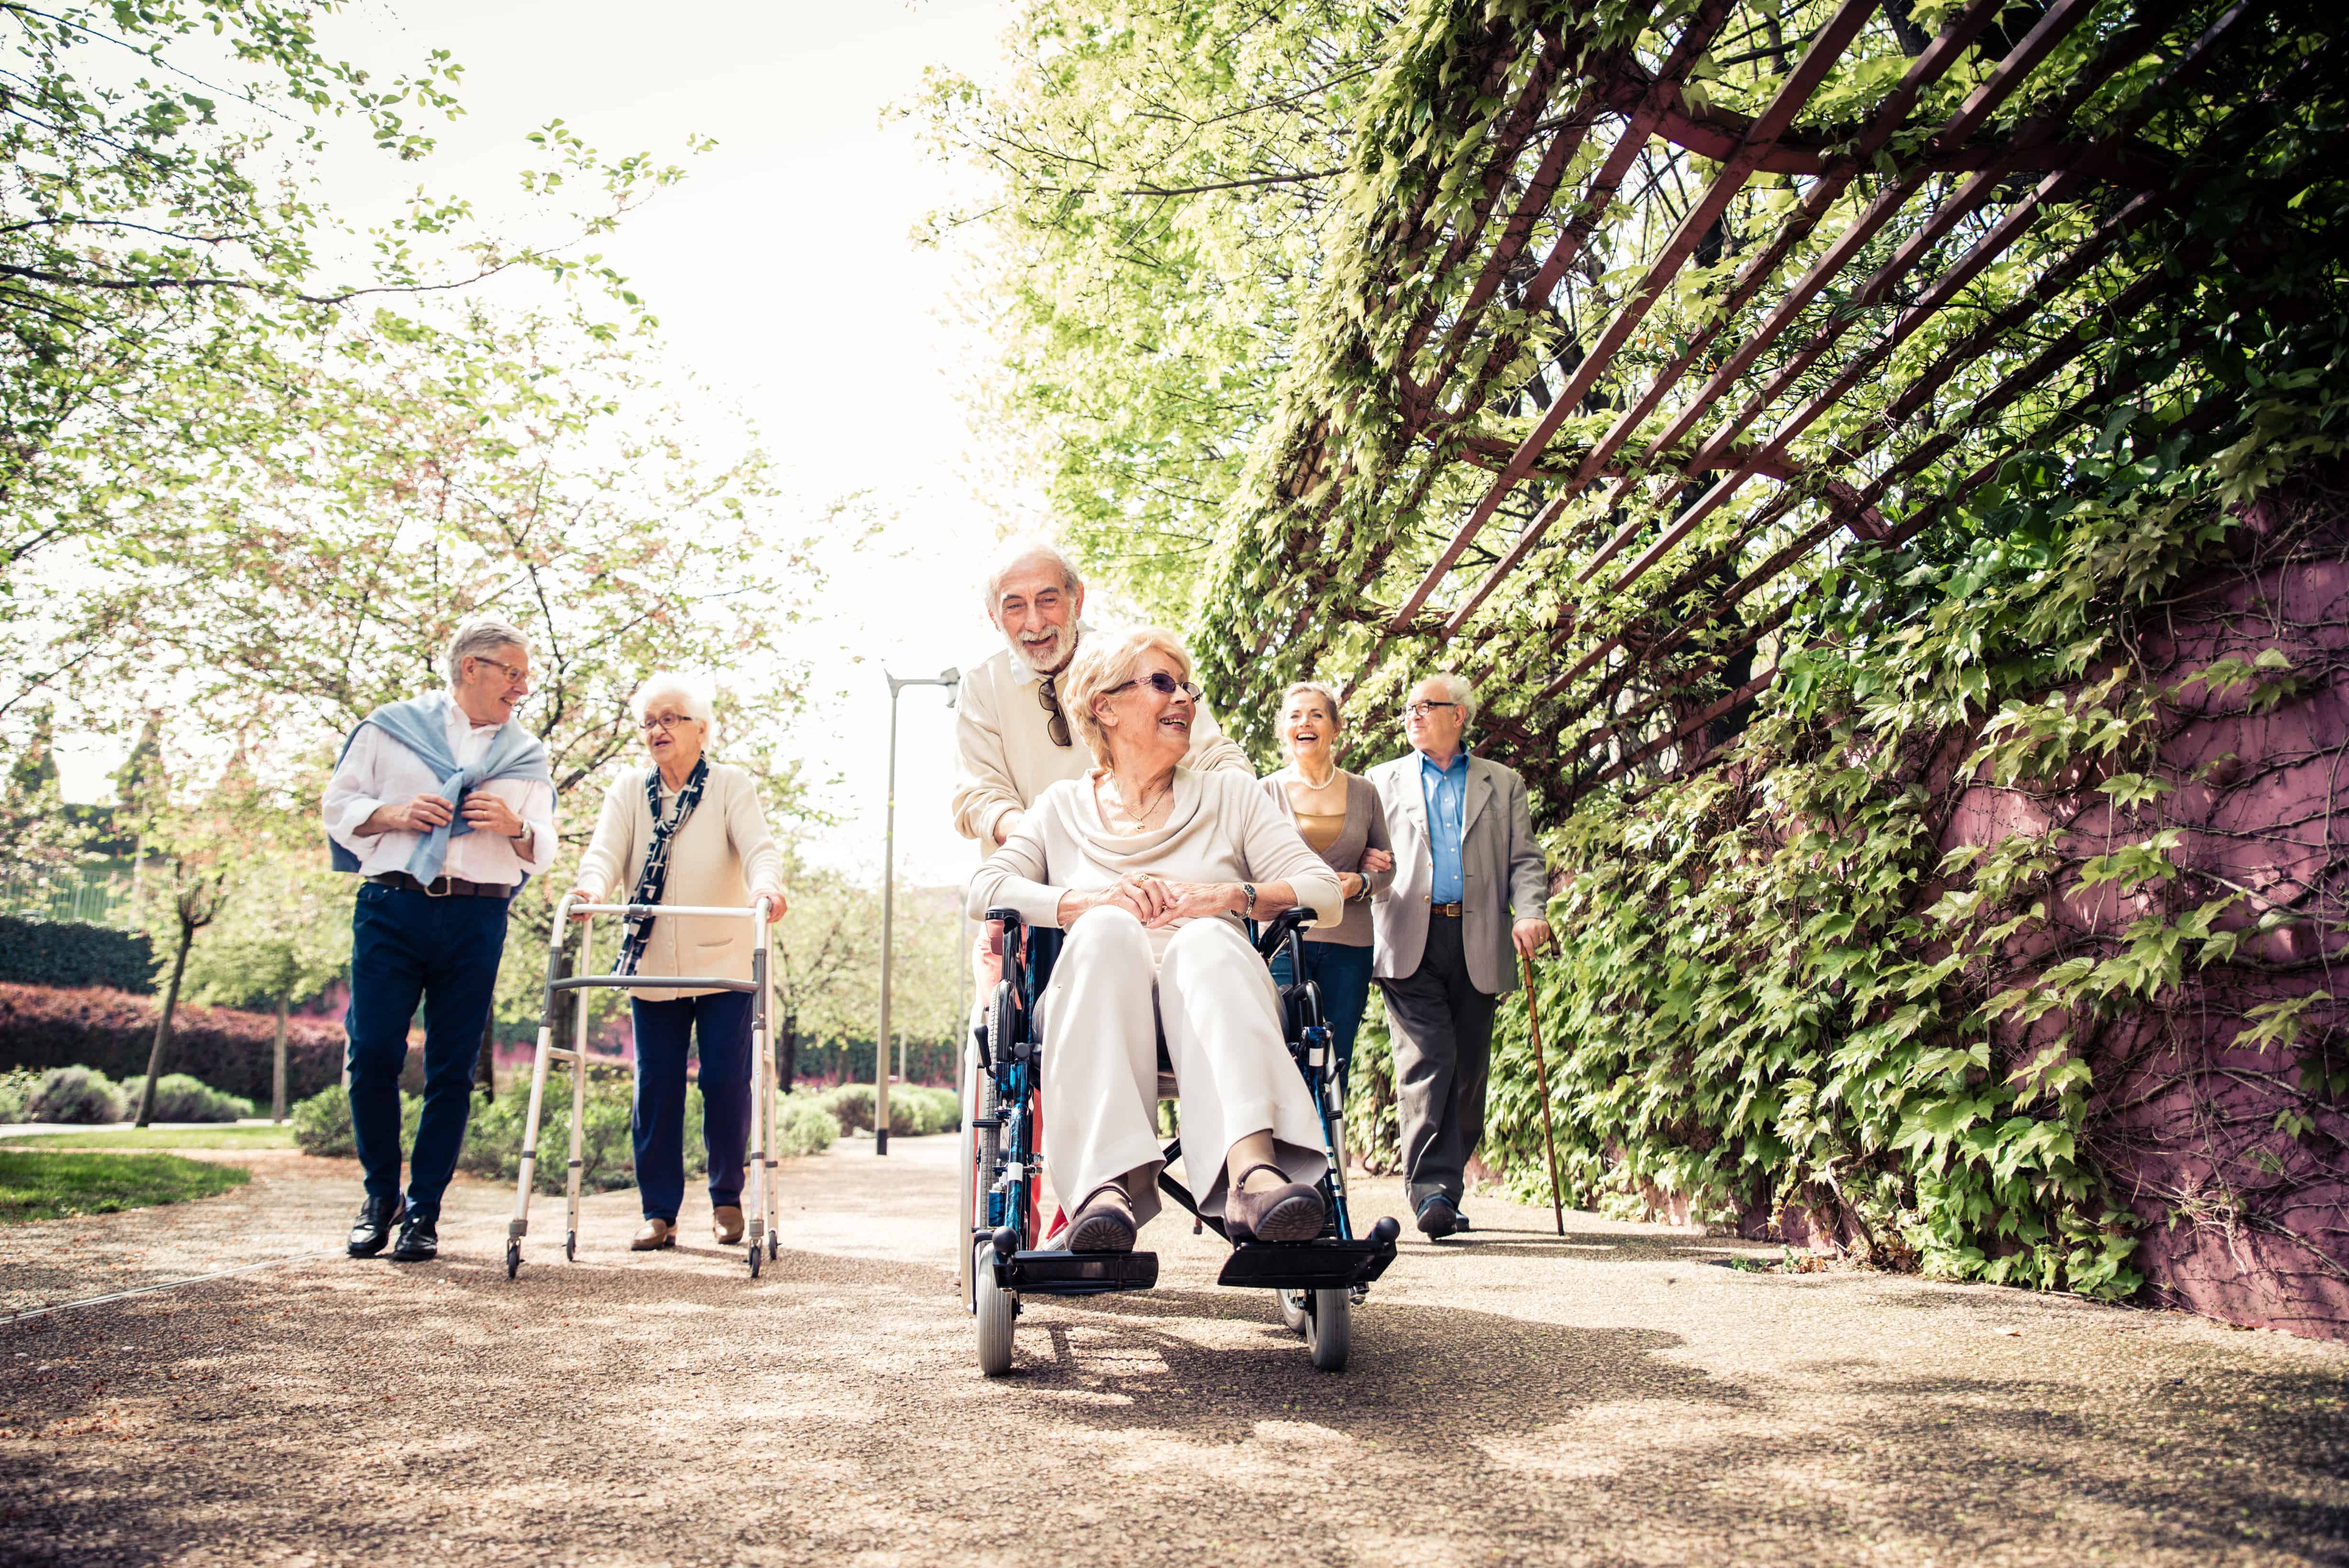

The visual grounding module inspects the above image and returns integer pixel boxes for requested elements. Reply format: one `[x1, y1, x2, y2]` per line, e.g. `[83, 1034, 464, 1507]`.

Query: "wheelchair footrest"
[1217, 1236, 1397, 1291]
[997, 1249, 1159, 1295]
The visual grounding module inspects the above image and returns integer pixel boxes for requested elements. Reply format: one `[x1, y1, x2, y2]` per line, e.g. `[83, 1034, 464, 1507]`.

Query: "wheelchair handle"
[1253, 906, 1312, 961]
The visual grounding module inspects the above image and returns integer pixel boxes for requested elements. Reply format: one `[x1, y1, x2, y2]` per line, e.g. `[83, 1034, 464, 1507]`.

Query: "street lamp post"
[876, 666, 959, 1155]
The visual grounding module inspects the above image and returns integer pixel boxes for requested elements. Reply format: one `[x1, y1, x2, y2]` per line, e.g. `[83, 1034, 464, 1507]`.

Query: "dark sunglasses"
[1037, 676, 1071, 749]
[1104, 672, 1203, 702]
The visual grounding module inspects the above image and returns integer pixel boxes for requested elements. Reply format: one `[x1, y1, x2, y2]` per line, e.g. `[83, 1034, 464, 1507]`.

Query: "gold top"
[1295, 808, 1345, 855]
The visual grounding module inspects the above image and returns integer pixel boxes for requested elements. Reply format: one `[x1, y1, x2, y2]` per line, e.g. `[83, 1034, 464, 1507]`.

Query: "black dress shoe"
[388, 1212, 439, 1263]
[348, 1195, 406, 1257]
[1415, 1194, 1461, 1238]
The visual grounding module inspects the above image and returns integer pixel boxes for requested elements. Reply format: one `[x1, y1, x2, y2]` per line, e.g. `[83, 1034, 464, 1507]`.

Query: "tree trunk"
[475, 1014, 497, 1102]
[136, 917, 195, 1127]
[271, 988, 290, 1123]
[779, 1013, 797, 1095]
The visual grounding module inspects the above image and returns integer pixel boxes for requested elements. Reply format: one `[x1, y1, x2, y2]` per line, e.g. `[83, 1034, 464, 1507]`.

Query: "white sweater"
[572, 762, 786, 1001]
[966, 767, 1343, 957]
[949, 642, 1253, 847]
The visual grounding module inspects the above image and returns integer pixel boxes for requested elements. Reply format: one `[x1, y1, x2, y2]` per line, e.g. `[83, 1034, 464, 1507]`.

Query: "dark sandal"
[1065, 1182, 1137, 1254]
[1225, 1162, 1325, 1245]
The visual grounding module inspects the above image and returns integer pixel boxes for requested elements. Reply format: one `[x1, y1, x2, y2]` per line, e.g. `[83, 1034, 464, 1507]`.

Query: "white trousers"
[1039, 908, 1327, 1228]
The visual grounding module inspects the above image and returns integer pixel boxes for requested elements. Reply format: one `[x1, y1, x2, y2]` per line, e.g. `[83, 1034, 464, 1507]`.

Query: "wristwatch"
[1241, 882, 1257, 917]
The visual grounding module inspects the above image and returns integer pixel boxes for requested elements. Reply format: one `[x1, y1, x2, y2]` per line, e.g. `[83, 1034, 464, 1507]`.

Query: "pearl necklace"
[1293, 760, 1340, 790]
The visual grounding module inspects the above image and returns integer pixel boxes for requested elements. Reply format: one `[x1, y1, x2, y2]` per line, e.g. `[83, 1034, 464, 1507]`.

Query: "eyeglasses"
[1404, 700, 1460, 719]
[473, 656, 531, 690]
[1037, 676, 1071, 749]
[1104, 672, 1203, 702]
[639, 711, 698, 732]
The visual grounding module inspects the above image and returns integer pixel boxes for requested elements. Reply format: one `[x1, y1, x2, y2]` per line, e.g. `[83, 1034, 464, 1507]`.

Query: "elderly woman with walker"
[562, 675, 788, 1253]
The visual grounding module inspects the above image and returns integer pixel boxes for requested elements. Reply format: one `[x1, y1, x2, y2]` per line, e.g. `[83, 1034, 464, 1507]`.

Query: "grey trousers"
[1376, 914, 1497, 1211]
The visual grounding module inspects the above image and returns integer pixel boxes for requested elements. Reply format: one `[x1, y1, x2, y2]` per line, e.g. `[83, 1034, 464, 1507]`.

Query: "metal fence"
[0, 862, 137, 928]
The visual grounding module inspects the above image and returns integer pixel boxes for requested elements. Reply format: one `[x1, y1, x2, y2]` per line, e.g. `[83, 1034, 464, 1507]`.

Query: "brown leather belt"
[1429, 901, 1465, 917]
[370, 871, 513, 899]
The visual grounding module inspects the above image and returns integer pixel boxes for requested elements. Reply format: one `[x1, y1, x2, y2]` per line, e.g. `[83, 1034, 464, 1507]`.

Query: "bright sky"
[59, 0, 1041, 887]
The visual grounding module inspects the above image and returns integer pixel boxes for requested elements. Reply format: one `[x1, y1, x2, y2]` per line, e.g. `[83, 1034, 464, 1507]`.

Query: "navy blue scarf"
[613, 757, 709, 977]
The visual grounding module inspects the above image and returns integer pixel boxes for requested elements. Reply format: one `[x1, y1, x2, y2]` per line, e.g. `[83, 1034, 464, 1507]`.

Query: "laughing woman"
[569, 675, 787, 1252]
[1260, 681, 1392, 1101]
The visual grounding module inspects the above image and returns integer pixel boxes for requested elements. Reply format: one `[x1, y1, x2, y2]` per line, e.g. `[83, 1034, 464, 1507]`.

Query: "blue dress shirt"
[1419, 749, 1469, 904]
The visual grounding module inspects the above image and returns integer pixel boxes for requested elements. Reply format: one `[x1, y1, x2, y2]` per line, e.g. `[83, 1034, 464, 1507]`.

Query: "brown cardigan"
[1260, 769, 1393, 947]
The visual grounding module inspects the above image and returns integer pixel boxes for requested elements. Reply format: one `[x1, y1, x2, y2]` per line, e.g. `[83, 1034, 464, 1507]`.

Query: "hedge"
[0, 915, 154, 993]
[0, 983, 343, 1104]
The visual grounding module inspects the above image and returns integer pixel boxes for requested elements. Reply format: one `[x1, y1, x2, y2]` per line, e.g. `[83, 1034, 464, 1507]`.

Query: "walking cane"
[1520, 953, 1565, 1237]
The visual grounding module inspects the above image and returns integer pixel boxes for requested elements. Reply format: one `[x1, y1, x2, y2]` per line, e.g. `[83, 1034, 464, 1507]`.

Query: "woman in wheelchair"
[966, 627, 1343, 1255]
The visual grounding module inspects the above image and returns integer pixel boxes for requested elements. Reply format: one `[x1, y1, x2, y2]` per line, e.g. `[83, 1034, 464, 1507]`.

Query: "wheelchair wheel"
[1304, 1287, 1350, 1372]
[975, 1238, 1016, 1376]
[1277, 1289, 1309, 1337]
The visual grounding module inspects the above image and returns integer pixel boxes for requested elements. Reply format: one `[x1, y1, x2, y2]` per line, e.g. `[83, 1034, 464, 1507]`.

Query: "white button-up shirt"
[322, 693, 559, 887]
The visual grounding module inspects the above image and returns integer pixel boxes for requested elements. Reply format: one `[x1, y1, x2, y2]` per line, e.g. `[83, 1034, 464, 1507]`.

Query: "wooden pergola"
[1197, 0, 2333, 806]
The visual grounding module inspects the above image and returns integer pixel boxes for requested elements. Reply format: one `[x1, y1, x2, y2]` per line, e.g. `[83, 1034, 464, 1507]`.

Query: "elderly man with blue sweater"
[323, 618, 557, 1262]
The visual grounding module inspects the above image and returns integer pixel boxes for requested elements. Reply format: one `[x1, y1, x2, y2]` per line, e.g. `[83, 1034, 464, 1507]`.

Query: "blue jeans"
[1269, 939, 1375, 1103]
[344, 881, 510, 1221]
[630, 989, 754, 1222]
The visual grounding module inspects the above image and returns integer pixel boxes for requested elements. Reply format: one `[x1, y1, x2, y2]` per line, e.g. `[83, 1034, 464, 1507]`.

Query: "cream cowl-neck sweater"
[966, 766, 1343, 955]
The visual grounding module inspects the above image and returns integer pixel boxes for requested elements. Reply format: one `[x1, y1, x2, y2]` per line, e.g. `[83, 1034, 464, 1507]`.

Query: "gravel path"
[1, 1134, 2343, 1566]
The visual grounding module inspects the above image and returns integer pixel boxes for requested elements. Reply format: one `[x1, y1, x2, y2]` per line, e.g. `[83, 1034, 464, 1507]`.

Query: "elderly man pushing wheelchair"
[951, 538, 1256, 852]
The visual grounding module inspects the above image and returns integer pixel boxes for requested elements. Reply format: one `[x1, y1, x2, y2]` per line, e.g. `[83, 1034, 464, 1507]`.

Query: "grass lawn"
[0, 1151, 251, 1222]
[0, 1124, 296, 1152]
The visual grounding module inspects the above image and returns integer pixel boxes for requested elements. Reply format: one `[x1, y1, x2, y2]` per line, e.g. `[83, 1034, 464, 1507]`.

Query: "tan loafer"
[712, 1205, 745, 1245]
[630, 1218, 676, 1251]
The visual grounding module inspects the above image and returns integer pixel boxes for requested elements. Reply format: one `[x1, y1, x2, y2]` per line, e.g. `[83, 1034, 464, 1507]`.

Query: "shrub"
[27, 1065, 123, 1124]
[0, 983, 344, 1104]
[459, 1068, 638, 1194]
[0, 916, 155, 993]
[140, 1073, 256, 1124]
[290, 1086, 364, 1157]
[818, 1082, 956, 1137]
[777, 1093, 840, 1157]
[0, 1067, 39, 1122]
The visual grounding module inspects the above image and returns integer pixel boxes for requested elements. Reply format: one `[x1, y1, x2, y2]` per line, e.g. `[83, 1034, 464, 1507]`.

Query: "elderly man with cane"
[1367, 673, 1551, 1239]
[323, 618, 556, 1263]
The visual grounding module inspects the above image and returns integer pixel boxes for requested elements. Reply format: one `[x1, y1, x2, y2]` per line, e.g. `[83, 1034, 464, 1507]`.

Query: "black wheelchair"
[958, 905, 1400, 1375]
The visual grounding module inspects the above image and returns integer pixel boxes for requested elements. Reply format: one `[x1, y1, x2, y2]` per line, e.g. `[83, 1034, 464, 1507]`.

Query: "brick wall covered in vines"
[1458, 439, 2345, 1338]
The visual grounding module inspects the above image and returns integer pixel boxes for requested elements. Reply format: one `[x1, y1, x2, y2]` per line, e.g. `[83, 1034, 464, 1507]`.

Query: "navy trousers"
[1269, 939, 1376, 1103]
[630, 989, 754, 1222]
[344, 881, 509, 1220]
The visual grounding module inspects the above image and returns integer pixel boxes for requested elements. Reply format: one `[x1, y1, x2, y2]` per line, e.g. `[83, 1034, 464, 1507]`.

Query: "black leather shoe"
[1415, 1194, 1461, 1238]
[348, 1195, 405, 1257]
[388, 1212, 439, 1263]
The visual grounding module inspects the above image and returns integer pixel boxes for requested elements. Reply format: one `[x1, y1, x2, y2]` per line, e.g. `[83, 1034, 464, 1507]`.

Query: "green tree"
[185, 831, 350, 1120]
[123, 751, 254, 1126]
[0, 0, 694, 718]
[912, 0, 1390, 618]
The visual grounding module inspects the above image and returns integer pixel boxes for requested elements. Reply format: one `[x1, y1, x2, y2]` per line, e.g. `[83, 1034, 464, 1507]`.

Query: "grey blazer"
[1366, 751, 1549, 995]
[1260, 770, 1393, 947]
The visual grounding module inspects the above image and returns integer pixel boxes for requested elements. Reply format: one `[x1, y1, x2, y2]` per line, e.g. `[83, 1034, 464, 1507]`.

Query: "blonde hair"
[1281, 680, 1344, 732]
[1060, 626, 1192, 764]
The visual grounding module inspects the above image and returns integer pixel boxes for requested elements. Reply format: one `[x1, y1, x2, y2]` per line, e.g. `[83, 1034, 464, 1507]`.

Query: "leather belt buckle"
[1429, 901, 1465, 917]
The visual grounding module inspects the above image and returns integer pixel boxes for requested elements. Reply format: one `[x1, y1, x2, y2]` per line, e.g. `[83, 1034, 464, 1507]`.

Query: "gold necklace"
[1106, 773, 1172, 824]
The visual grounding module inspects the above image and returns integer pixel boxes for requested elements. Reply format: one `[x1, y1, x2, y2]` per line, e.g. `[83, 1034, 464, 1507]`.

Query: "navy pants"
[344, 881, 509, 1221]
[631, 989, 754, 1222]
[1269, 939, 1376, 1103]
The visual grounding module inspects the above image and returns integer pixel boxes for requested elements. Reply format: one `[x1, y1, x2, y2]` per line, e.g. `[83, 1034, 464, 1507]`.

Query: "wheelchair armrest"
[985, 907, 1025, 934]
[1253, 906, 1312, 961]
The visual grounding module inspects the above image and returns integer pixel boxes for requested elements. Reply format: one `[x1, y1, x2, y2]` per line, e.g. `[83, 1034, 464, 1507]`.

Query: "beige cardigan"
[573, 762, 785, 1001]
[966, 766, 1342, 956]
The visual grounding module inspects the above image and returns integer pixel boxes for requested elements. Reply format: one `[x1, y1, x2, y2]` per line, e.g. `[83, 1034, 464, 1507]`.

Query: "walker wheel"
[767, 1233, 778, 1260]
[505, 1241, 521, 1281]
[564, 1231, 576, 1263]
[749, 1242, 762, 1278]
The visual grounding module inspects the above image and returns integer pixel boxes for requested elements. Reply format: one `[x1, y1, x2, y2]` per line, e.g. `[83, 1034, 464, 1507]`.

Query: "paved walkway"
[1, 1135, 2343, 1566]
